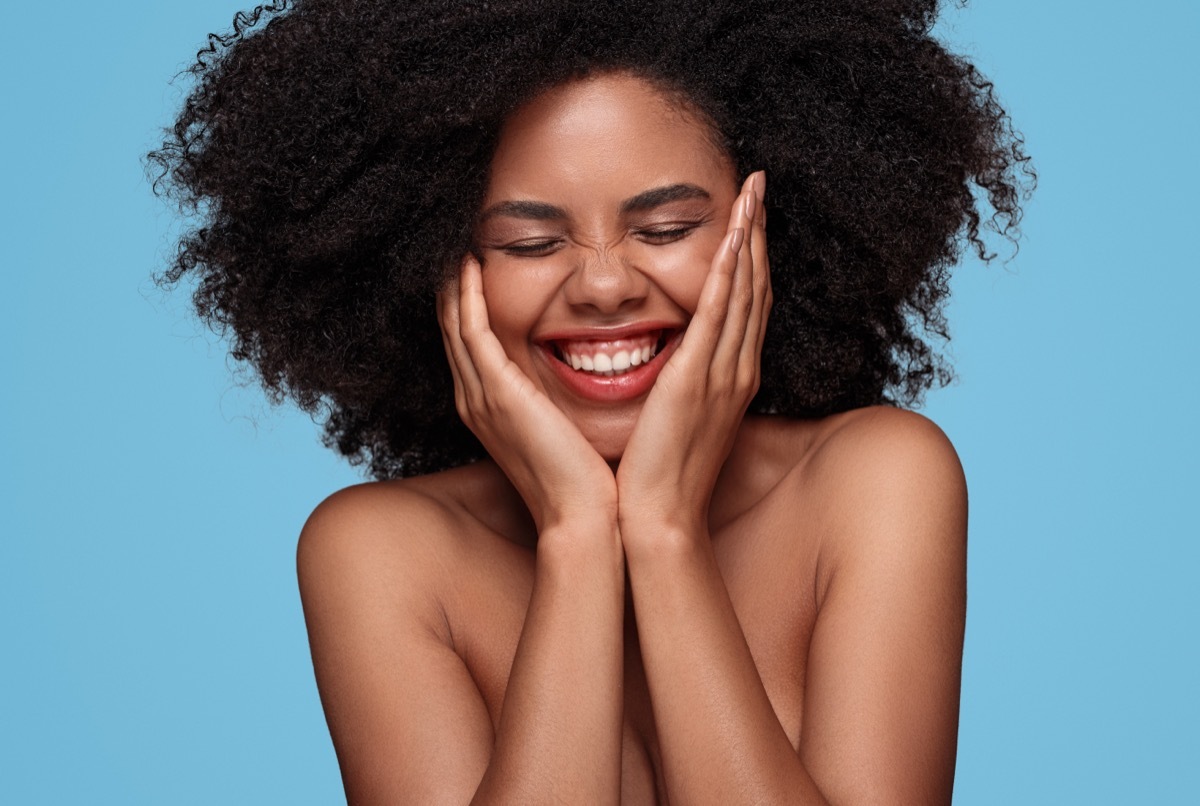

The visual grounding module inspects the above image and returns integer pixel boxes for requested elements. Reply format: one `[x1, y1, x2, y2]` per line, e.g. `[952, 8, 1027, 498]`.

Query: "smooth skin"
[298, 73, 967, 804]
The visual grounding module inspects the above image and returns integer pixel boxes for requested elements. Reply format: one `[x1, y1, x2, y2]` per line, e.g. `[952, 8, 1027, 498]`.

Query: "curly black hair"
[150, 0, 1032, 479]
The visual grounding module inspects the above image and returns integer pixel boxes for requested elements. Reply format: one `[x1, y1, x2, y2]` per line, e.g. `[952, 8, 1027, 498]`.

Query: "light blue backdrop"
[3, 2, 1195, 803]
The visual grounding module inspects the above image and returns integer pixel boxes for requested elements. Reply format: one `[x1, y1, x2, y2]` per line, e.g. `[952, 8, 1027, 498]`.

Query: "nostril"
[563, 255, 651, 312]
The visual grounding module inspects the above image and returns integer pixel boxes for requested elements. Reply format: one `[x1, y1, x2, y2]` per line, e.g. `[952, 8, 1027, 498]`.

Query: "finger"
[678, 172, 762, 366]
[456, 253, 519, 388]
[683, 225, 741, 359]
[436, 262, 481, 411]
[713, 187, 758, 373]
[447, 257, 488, 389]
[742, 170, 772, 367]
[435, 266, 462, 343]
[456, 252, 489, 340]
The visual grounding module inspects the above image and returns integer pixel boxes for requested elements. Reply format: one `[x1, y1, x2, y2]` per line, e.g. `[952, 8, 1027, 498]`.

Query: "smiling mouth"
[548, 330, 672, 377]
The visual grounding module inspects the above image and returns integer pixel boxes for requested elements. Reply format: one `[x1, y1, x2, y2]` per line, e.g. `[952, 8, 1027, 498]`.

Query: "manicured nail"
[743, 191, 755, 219]
[751, 170, 766, 201]
[730, 227, 745, 253]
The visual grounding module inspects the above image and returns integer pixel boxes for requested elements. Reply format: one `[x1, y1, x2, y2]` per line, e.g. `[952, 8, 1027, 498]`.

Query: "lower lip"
[539, 333, 682, 403]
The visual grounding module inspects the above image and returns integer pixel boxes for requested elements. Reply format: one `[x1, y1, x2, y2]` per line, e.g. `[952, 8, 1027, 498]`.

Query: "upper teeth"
[557, 333, 660, 376]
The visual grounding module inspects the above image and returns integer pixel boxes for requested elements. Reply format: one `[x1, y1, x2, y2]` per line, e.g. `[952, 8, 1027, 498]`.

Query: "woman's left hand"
[616, 171, 771, 540]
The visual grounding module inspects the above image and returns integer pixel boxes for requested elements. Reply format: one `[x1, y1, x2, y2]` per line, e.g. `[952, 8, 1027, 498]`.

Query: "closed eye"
[635, 224, 700, 244]
[497, 222, 702, 256]
[501, 239, 564, 257]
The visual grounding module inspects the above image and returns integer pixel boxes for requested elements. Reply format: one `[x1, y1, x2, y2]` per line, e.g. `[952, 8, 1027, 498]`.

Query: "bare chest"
[443, 503, 821, 804]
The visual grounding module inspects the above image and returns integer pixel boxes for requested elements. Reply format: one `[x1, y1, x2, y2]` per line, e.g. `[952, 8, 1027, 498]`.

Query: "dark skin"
[298, 73, 967, 804]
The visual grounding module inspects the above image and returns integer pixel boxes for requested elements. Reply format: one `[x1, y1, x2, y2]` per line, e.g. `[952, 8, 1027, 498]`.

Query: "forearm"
[472, 523, 625, 805]
[624, 525, 829, 805]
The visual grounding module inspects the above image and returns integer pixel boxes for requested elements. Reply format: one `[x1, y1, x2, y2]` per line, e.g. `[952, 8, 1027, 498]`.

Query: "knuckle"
[737, 293, 754, 318]
[459, 324, 483, 348]
[466, 387, 486, 413]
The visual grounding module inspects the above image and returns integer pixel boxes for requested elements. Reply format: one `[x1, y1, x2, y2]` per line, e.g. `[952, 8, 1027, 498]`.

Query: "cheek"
[633, 232, 724, 315]
[479, 260, 562, 343]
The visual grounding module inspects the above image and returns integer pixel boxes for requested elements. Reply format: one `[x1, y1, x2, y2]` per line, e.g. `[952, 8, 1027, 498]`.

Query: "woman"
[151, 0, 1030, 802]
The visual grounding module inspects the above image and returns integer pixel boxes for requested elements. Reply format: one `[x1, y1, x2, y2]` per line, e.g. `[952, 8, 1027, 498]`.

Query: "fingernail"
[743, 192, 755, 219]
[730, 227, 745, 253]
[751, 170, 766, 201]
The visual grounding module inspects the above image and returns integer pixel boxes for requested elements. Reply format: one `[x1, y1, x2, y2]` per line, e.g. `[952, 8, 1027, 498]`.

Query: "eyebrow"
[620, 183, 711, 213]
[479, 199, 567, 222]
[478, 183, 712, 222]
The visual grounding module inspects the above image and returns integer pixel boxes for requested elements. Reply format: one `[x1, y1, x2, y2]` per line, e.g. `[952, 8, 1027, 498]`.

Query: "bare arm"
[439, 255, 627, 802]
[616, 170, 966, 802]
[799, 414, 967, 803]
[298, 485, 626, 805]
[298, 488, 496, 804]
[623, 411, 967, 804]
[472, 523, 625, 803]
[298, 253, 628, 803]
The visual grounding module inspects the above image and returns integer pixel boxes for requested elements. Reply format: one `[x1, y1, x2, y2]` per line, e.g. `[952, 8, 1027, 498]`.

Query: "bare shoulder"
[299, 473, 457, 578]
[745, 407, 967, 599]
[740, 406, 965, 503]
[296, 463, 515, 620]
[799, 405, 968, 603]
[296, 465, 513, 801]
[300, 477, 448, 549]
[784, 408, 968, 804]
[807, 405, 966, 495]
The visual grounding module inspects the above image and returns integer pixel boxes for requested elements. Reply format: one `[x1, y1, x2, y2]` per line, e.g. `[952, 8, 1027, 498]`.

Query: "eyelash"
[503, 241, 562, 257]
[639, 225, 697, 243]
[501, 225, 700, 257]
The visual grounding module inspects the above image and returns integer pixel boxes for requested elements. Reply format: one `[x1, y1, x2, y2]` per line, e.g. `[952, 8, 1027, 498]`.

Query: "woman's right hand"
[437, 253, 618, 534]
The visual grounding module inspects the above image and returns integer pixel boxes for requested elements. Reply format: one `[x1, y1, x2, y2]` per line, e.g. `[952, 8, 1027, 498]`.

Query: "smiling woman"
[150, 0, 1031, 803]
[472, 75, 742, 456]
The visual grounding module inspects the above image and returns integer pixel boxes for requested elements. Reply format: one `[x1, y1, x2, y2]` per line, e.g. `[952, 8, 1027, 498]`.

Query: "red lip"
[536, 324, 685, 403]
[536, 320, 683, 342]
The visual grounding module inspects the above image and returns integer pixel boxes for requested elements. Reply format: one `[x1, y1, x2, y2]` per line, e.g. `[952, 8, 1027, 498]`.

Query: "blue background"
[3, 2, 1196, 802]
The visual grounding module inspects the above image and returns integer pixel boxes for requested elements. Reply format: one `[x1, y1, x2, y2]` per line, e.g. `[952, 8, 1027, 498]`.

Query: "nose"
[561, 245, 649, 315]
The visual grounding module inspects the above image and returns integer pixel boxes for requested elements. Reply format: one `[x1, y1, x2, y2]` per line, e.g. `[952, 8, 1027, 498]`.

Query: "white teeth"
[556, 333, 665, 376]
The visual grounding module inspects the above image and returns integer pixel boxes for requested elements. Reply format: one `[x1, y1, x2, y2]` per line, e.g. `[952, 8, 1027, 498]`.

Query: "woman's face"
[475, 72, 740, 460]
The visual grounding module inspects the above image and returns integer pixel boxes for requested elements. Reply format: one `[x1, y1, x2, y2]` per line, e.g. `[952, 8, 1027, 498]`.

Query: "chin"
[566, 401, 640, 465]
[590, 434, 630, 464]
[577, 423, 633, 465]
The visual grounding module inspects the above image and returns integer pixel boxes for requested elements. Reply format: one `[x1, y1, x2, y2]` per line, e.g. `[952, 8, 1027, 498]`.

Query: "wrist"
[618, 515, 709, 562]
[536, 519, 624, 569]
[529, 484, 618, 539]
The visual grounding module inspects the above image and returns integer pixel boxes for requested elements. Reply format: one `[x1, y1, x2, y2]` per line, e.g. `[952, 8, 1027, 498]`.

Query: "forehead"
[485, 73, 735, 204]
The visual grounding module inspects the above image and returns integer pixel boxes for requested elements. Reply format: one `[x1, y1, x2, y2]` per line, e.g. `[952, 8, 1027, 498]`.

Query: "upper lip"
[535, 320, 685, 343]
